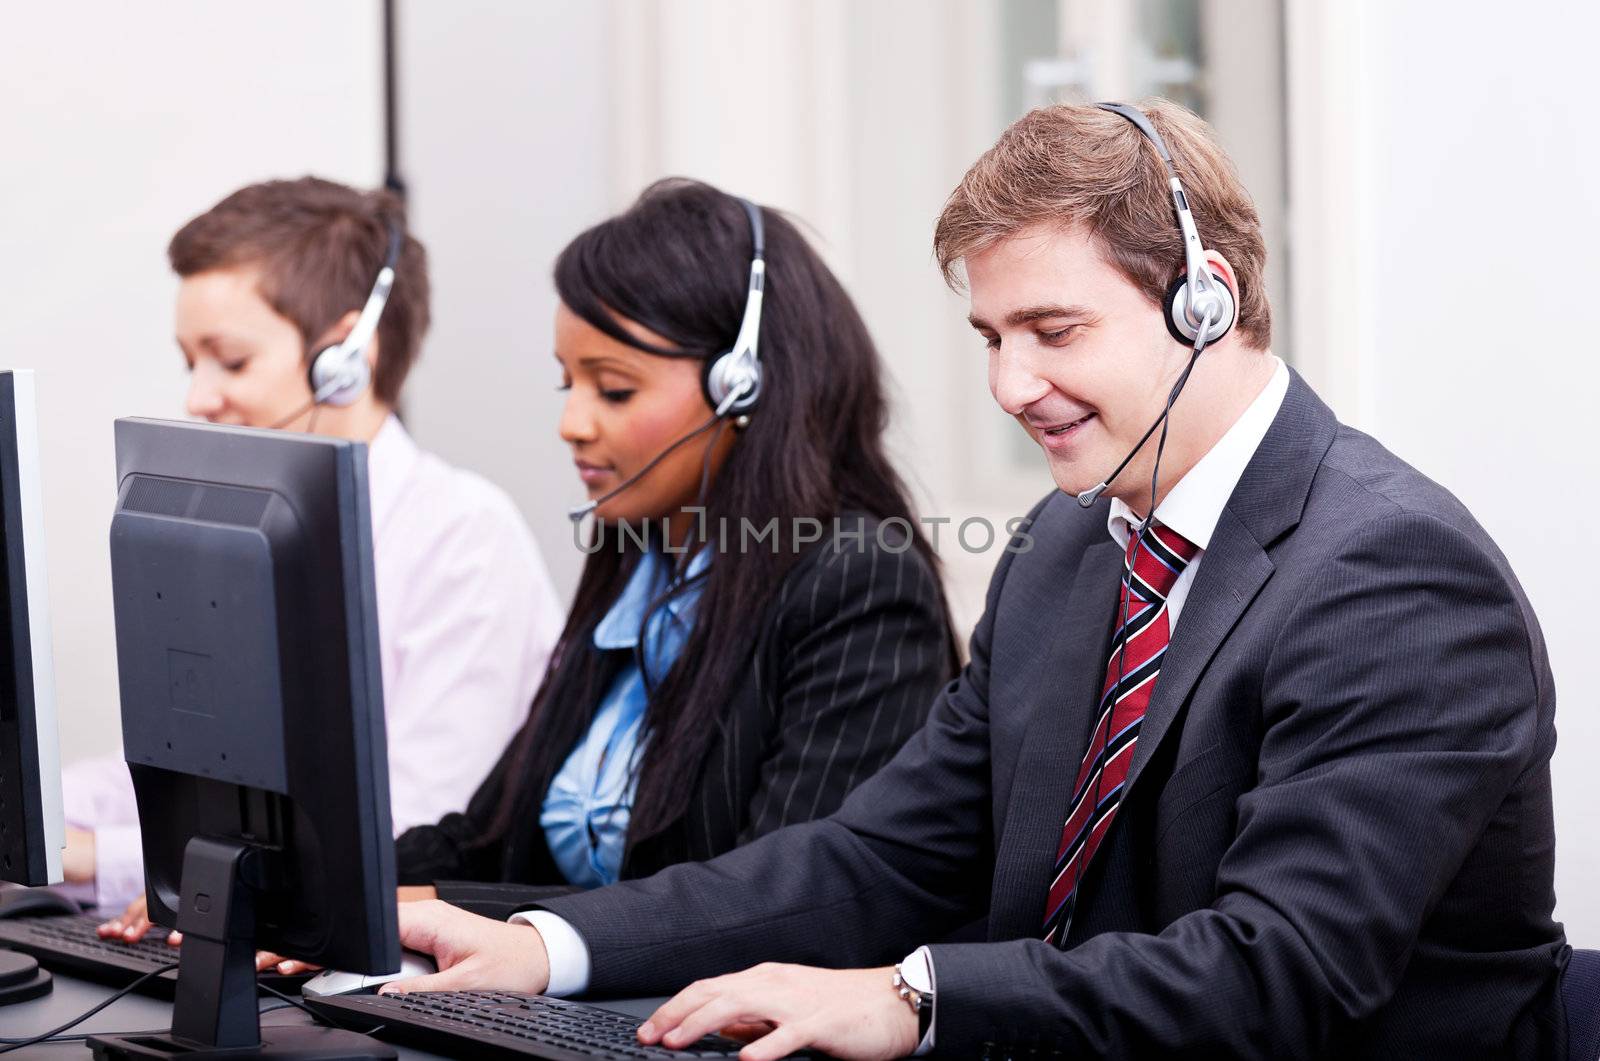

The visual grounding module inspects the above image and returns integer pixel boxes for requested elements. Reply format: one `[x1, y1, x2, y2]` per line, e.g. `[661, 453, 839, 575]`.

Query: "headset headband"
[1094, 102, 1233, 339]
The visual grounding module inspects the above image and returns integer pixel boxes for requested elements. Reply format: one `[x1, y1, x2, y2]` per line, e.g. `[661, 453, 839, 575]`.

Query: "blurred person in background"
[69, 177, 563, 921]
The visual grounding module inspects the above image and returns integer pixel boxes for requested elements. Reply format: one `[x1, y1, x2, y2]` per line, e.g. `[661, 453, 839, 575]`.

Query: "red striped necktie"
[1043, 522, 1200, 945]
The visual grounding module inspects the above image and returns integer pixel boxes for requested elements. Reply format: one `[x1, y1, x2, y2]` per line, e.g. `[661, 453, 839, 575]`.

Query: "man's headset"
[1049, 102, 1240, 949]
[271, 219, 404, 428]
[567, 196, 767, 523]
[1074, 101, 1237, 508]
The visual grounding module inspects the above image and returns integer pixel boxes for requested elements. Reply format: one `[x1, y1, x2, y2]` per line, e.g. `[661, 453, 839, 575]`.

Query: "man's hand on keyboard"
[639, 964, 919, 1061]
[379, 899, 550, 996]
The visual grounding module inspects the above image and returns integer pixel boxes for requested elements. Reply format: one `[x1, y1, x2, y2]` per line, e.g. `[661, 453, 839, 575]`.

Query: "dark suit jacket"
[396, 516, 955, 921]
[539, 374, 1569, 1059]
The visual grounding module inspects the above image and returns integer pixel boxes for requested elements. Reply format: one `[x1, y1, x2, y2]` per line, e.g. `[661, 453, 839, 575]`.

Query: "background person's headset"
[270, 219, 404, 428]
[567, 194, 767, 523]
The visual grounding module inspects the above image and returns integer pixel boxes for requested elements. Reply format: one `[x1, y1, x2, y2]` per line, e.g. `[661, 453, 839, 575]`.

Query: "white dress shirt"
[518, 358, 1290, 1017]
[61, 415, 565, 911]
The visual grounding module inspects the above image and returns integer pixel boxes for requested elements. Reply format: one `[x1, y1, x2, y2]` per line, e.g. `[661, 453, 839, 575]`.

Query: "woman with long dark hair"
[385, 178, 958, 915]
[99, 177, 956, 962]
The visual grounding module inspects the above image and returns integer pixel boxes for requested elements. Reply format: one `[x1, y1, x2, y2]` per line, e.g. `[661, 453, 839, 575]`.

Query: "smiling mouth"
[1042, 412, 1095, 437]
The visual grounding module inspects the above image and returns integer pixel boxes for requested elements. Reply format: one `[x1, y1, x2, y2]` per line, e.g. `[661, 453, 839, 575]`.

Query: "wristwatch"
[892, 961, 934, 1041]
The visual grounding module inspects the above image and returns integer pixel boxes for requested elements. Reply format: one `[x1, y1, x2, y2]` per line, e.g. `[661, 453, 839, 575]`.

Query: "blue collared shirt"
[539, 548, 708, 888]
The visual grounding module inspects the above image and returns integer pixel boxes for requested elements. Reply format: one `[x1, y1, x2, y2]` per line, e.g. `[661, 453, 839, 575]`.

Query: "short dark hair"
[168, 177, 431, 405]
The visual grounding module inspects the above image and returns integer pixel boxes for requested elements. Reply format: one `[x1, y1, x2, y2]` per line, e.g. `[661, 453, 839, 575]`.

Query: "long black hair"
[489, 178, 956, 846]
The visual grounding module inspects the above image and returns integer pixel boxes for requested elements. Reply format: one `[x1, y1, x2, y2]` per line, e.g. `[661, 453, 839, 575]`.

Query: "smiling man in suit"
[382, 99, 1569, 1060]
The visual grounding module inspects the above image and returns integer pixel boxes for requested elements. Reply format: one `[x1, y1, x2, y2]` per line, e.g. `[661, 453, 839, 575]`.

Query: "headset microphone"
[1053, 102, 1234, 947]
[567, 193, 768, 525]
[566, 385, 749, 524]
[1076, 310, 1217, 508]
[1074, 101, 1237, 510]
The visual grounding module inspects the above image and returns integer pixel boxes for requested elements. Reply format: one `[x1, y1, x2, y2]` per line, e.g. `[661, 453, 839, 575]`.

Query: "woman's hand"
[97, 893, 179, 947]
[96, 885, 446, 973]
[268, 886, 436, 975]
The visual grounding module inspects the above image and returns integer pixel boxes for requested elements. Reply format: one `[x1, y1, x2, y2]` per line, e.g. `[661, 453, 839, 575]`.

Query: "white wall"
[606, 0, 1023, 633]
[394, 0, 613, 601]
[0, 3, 381, 763]
[1304, 0, 1600, 939]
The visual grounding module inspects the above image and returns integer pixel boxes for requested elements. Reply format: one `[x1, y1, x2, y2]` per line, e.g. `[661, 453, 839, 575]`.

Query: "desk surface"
[2, 967, 663, 1059]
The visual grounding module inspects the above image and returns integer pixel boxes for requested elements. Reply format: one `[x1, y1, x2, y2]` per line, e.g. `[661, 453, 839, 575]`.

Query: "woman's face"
[175, 266, 315, 428]
[175, 265, 384, 436]
[555, 302, 736, 529]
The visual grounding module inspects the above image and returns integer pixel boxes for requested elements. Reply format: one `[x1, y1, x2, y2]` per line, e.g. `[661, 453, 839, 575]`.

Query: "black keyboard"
[308, 990, 792, 1060]
[0, 913, 313, 999]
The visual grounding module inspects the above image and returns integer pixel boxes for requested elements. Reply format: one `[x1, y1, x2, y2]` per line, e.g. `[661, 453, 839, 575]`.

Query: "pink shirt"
[61, 416, 563, 911]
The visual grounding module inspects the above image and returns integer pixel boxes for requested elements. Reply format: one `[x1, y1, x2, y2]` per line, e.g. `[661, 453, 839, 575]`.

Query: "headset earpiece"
[307, 340, 373, 408]
[700, 196, 766, 418]
[301, 219, 403, 410]
[1162, 270, 1236, 345]
[702, 346, 761, 416]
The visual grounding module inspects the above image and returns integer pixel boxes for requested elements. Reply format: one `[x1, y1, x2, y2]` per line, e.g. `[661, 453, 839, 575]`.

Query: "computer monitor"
[89, 418, 398, 1060]
[0, 369, 64, 890]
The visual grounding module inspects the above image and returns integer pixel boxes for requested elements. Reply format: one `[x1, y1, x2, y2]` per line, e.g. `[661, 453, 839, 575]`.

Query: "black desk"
[1, 969, 664, 1058]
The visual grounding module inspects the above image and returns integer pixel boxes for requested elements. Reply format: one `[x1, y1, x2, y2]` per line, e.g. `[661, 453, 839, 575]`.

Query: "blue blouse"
[539, 548, 707, 888]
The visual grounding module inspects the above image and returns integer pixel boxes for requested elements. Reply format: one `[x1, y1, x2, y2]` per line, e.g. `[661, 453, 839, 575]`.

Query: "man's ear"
[1203, 251, 1241, 305]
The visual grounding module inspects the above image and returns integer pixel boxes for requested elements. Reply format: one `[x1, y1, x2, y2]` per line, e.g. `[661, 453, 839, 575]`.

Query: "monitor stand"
[87, 837, 393, 1060]
[0, 949, 51, 1005]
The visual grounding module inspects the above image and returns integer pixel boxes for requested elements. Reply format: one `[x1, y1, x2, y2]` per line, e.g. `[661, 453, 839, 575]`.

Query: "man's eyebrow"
[967, 304, 1096, 330]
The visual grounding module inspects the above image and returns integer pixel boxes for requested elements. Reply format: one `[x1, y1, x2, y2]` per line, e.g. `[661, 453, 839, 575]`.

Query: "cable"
[269, 397, 317, 431]
[255, 980, 329, 1025]
[253, 980, 382, 1037]
[0, 970, 380, 1051]
[1056, 310, 1216, 945]
[568, 408, 730, 523]
[255, 982, 387, 1039]
[0, 961, 179, 1053]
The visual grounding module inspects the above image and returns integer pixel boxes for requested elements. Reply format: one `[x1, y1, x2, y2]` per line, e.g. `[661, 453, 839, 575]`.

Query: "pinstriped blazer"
[395, 515, 955, 919]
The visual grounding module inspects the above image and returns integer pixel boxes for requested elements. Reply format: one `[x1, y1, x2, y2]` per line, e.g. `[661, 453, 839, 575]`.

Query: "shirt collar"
[365, 414, 420, 539]
[1108, 355, 1289, 552]
[593, 547, 711, 652]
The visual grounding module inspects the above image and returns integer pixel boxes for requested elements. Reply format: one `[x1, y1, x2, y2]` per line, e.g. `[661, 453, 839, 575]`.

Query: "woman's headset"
[270, 220, 403, 431]
[305, 219, 405, 408]
[567, 194, 769, 523]
[699, 196, 766, 420]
